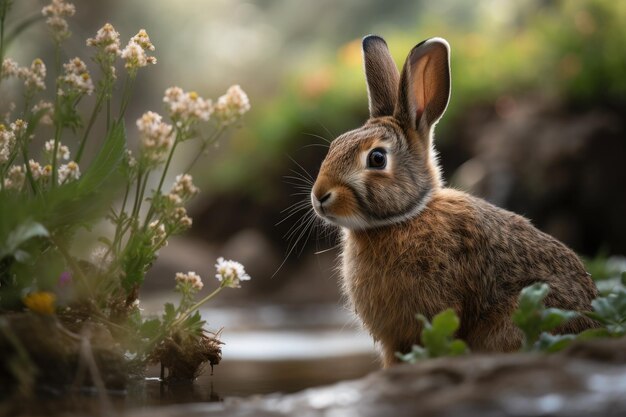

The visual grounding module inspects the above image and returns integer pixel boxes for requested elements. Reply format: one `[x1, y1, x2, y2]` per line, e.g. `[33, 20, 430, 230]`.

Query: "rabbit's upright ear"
[395, 38, 451, 134]
[362, 35, 400, 118]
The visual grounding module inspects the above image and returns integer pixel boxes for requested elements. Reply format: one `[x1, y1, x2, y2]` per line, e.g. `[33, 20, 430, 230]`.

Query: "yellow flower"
[24, 292, 56, 315]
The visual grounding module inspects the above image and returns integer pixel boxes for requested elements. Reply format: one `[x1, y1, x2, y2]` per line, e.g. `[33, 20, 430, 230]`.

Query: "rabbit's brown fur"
[311, 36, 598, 367]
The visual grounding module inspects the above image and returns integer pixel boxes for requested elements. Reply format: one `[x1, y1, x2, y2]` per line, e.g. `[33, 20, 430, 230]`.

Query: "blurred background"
[5, 0, 626, 400]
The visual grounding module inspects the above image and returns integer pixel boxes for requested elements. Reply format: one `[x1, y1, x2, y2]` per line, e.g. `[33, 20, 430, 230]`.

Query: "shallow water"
[14, 304, 379, 415]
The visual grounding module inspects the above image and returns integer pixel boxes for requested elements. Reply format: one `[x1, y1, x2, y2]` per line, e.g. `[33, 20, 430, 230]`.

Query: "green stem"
[75, 91, 105, 163]
[118, 74, 135, 120]
[183, 126, 225, 175]
[142, 136, 180, 229]
[0, 0, 8, 64]
[172, 284, 225, 327]
[50, 43, 62, 188]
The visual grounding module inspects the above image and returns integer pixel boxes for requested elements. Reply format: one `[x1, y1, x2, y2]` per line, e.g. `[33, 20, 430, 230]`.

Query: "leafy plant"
[0, 0, 252, 395]
[585, 288, 626, 336]
[396, 309, 468, 363]
[512, 283, 579, 351]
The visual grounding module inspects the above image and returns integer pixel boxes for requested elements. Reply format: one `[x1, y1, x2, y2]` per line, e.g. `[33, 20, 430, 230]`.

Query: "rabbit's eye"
[367, 148, 387, 169]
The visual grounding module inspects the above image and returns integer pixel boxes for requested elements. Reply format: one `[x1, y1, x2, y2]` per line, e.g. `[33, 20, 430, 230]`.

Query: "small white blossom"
[175, 271, 203, 291]
[168, 174, 199, 203]
[44, 139, 71, 161]
[86, 23, 121, 56]
[90, 245, 113, 269]
[1, 58, 18, 78]
[3, 58, 46, 91]
[148, 220, 168, 249]
[10, 119, 27, 137]
[121, 29, 156, 71]
[0, 124, 16, 164]
[28, 160, 44, 180]
[136, 111, 173, 164]
[60, 57, 94, 95]
[4, 165, 25, 190]
[58, 161, 80, 184]
[214, 85, 250, 125]
[215, 257, 250, 288]
[41, 0, 75, 42]
[32, 100, 54, 125]
[163, 87, 213, 122]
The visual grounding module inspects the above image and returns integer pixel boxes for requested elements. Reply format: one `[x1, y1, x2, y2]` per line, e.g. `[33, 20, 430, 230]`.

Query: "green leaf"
[163, 302, 176, 324]
[536, 333, 576, 353]
[576, 327, 611, 341]
[589, 289, 626, 336]
[397, 309, 468, 362]
[140, 318, 162, 339]
[621, 272, 626, 287]
[540, 308, 578, 332]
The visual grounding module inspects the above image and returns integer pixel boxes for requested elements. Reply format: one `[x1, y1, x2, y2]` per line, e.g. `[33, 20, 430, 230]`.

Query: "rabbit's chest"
[340, 234, 446, 338]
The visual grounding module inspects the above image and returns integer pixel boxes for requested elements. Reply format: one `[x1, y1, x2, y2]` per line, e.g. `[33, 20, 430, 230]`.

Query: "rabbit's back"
[342, 188, 597, 362]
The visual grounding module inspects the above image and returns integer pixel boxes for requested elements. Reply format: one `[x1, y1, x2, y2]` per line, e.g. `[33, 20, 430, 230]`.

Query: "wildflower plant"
[0, 0, 251, 391]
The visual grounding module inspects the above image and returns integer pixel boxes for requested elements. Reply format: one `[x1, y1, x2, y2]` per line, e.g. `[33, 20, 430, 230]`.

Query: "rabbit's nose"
[318, 192, 332, 204]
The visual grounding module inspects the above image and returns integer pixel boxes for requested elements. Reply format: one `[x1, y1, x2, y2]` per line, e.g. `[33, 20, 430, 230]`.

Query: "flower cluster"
[41, 0, 75, 42]
[59, 57, 94, 96]
[86, 23, 121, 56]
[87, 23, 121, 79]
[58, 161, 81, 184]
[44, 139, 70, 162]
[175, 271, 204, 291]
[28, 159, 52, 181]
[163, 87, 213, 123]
[136, 111, 173, 165]
[148, 220, 167, 249]
[215, 257, 251, 288]
[32, 100, 54, 125]
[1, 58, 47, 92]
[0, 124, 16, 164]
[3, 165, 25, 190]
[214, 85, 251, 126]
[168, 174, 199, 205]
[121, 29, 156, 71]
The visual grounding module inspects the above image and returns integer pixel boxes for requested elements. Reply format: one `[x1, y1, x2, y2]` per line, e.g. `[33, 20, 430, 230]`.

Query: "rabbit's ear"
[362, 35, 400, 118]
[395, 38, 450, 134]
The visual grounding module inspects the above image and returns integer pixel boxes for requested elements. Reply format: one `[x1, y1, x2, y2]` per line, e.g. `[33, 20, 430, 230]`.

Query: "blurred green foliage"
[205, 0, 626, 198]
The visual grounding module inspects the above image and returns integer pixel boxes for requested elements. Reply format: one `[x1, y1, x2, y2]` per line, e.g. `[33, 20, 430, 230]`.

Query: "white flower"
[44, 139, 71, 161]
[0, 124, 16, 164]
[163, 87, 213, 122]
[175, 271, 203, 291]
[90, 245, 113, 269]
[28, 160, 44, 180]
[32, 100, 54, 125]
[1, 58, 46, 91]
[41, 0, 75, 42]
[130, 29, 154, 52]
[168, 174, 199, 203]
[57, 161, 80, 184]
[10, 119, 27, 137]
[136, 111, 173, 164]
[121, 29, 156, 71]
[148, 220, 168, 249]
[86, 23, 121, 56]
[4, 165, 25, 190]
[60, 57, 94, 95]
[214, 85, 250, 125]
[1, 58, 18, 78]
[215, 257, 250, 288]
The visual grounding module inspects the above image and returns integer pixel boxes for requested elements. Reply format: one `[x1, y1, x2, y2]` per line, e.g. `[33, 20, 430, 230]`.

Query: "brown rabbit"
[310, 35, 598, 367]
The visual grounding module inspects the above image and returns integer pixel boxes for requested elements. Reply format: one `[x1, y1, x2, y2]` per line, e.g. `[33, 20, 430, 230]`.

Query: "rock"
[125, 337, 626, 417]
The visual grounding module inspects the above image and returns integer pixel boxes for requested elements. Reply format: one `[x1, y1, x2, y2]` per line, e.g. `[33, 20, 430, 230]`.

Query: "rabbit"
[310, 35, 599, 368]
